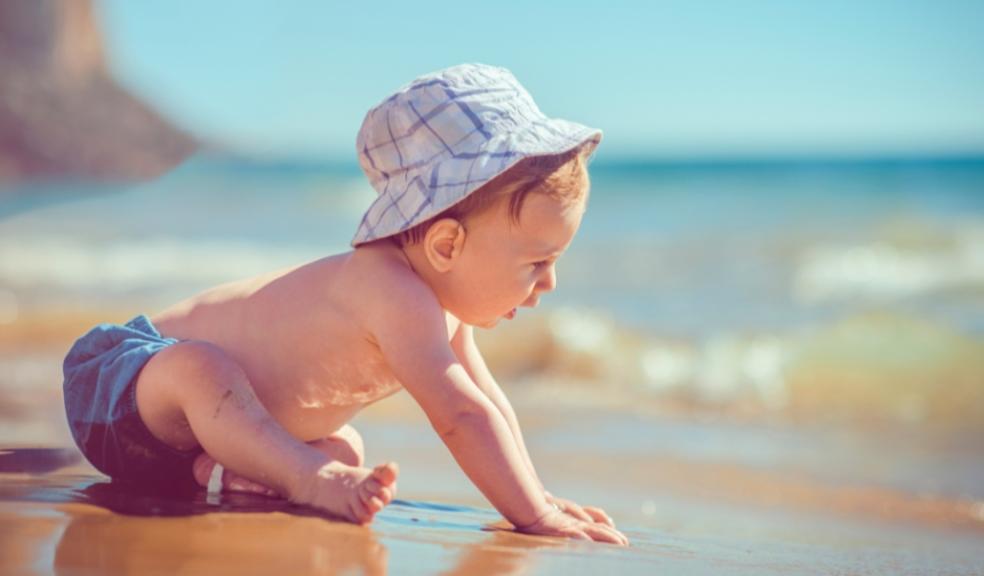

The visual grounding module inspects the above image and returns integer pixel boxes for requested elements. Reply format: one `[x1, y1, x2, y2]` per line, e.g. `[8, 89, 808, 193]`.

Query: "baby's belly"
[267, 401, 364, 442]
[254, 365, 404, 442]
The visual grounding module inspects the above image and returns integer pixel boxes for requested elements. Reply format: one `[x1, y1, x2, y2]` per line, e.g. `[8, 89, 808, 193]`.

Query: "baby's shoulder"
[343, 243, 443, 328]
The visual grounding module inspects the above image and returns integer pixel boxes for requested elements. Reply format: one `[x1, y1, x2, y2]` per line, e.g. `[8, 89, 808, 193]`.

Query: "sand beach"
[2, 410, 984, 575]
[2, 350, 984, 575]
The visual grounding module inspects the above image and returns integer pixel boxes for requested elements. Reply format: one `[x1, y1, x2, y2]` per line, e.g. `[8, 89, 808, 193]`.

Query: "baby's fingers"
[583, 523, 629, 546]
[583, 505, 615, 527]
[560, 502, 594, 523]
[566, 529, 591, 541]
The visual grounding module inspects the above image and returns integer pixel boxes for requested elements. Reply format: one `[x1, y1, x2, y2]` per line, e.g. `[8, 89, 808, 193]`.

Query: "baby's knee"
[171, 341, 245, 381]
[142, 341, 249, 407]
[312, 425, 365, 467]
[135, 340, 244, 451]
[335, 424, 365, 464]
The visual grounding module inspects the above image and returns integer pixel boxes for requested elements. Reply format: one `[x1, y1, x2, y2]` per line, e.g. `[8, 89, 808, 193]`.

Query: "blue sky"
[98, 0, 984, 160]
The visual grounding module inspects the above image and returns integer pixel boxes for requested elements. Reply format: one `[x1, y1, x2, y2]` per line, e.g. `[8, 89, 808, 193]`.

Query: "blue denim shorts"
[62, 315, 200, 490]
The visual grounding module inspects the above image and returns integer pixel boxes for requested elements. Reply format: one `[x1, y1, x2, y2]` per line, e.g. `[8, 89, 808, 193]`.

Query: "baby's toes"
[229, 478, 277, 496]
[377, 485, 394, 505]
[363, 475, 382, 494]
[349, 497, 373, 525]
[363, 483, 393, 508]
[371, 462, 399, 487]
[366, 495, 384, 515]
[358, 480, 392, 516]
[191, 453, 217, 487]
[359, 478, 382, 502]
[350, 488, 384, 524]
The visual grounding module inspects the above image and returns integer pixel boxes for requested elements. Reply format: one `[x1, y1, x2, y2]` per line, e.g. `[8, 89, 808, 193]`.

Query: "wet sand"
[2, 319, 983, 574]
[3, 404, 984, 576]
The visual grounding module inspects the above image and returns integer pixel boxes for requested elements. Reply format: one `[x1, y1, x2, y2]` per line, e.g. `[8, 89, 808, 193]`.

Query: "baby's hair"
[393, 143, 594, 246]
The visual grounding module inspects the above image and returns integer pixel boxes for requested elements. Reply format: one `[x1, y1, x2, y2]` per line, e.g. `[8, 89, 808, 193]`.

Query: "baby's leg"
[192, 425, 370, 495]
[311, 424, 366, 467]
[134, 341, 397, 523]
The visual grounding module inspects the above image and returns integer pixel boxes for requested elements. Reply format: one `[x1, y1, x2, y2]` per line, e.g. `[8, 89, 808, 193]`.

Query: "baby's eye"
[532, 260, 550, 269]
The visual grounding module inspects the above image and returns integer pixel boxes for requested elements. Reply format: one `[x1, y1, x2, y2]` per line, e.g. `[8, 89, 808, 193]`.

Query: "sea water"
[0, 155, 982, 426]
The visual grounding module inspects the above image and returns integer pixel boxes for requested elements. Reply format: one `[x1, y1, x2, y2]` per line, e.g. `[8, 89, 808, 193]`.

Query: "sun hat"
[351, 63, 602, 246]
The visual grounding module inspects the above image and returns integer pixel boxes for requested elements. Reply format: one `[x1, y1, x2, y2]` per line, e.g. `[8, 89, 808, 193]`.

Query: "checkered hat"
[351, 63, 602, 246]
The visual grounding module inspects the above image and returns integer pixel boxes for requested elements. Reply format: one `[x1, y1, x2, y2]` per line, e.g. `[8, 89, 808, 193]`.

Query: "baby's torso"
[151, 249, 458, 441]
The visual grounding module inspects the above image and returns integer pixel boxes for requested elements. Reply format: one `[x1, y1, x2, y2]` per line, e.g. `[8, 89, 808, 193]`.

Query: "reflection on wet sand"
[0, 448, 79, 474]
[0, 503, 65, 576]
[0, 449, 541, 576]
[46, 491, 546, 576]
[440, 531, 559, 576]
[3, 427, 984, 576]
[47, 501, 549, 576]
[53, 503, 389, 576]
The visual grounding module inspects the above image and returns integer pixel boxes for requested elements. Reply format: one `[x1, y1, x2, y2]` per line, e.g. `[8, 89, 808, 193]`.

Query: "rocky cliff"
[0, 0, 196, 183]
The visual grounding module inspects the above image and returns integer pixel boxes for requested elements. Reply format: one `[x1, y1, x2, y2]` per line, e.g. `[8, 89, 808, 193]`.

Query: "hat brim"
[351, 119, 601, 247]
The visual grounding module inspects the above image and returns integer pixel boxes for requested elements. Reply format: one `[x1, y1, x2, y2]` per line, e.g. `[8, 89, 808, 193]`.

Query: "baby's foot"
[192, 452, 278, 497]
[293, 460, 399, 525]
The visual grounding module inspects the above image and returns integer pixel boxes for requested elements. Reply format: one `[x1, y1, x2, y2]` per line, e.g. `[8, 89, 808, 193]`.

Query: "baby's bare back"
[150, 248, 420, 441]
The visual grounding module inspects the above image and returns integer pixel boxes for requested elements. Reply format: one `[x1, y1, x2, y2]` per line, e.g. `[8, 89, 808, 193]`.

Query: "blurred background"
[1, 0, 983, 537]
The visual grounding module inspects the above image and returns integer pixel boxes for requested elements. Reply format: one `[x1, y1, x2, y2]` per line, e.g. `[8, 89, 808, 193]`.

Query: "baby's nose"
[537, 266, 557, 293]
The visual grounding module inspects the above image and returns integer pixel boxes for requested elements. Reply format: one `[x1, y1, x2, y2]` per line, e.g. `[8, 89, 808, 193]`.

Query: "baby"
[62, 63, 628, 545]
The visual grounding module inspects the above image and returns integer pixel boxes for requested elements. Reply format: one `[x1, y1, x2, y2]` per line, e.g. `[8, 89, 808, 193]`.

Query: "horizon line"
[192, 148, 984, 170]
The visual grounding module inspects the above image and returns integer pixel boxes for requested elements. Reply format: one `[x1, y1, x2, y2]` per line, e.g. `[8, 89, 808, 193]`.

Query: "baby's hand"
[516, 509, 629, 546]
[546, 493, 617, 528]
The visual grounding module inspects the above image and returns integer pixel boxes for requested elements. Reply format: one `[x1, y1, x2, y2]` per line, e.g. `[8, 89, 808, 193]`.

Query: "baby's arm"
[450, 323, 544, 492]
[369, 287, 625, 544]
[371, 298, 548, 526]
[452, 324, 617, 528]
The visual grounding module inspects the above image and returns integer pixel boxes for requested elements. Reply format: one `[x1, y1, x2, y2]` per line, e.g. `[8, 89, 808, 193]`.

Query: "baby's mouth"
[505, 308, 517, 320]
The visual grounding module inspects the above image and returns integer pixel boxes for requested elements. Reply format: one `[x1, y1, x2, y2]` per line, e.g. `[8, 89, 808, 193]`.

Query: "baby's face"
[448, 191, 585, 328]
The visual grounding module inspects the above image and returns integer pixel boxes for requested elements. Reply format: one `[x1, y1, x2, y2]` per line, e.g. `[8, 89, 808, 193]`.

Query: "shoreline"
[2, 436, 983, 575]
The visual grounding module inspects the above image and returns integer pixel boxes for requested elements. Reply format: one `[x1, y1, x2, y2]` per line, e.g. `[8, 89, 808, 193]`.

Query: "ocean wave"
[0, 235, 334, 291]
[478, 308, 984, 428]
[794, 224, 984, 303]
[0, 303, 981, 430]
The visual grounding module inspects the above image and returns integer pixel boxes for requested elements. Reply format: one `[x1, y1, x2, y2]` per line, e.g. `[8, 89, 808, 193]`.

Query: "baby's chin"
[474, 317, 501, 330]
[474, 308, 517, 329]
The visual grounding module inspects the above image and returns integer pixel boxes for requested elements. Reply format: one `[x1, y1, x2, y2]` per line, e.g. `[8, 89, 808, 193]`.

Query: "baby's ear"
[424, 218, 465, 273]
